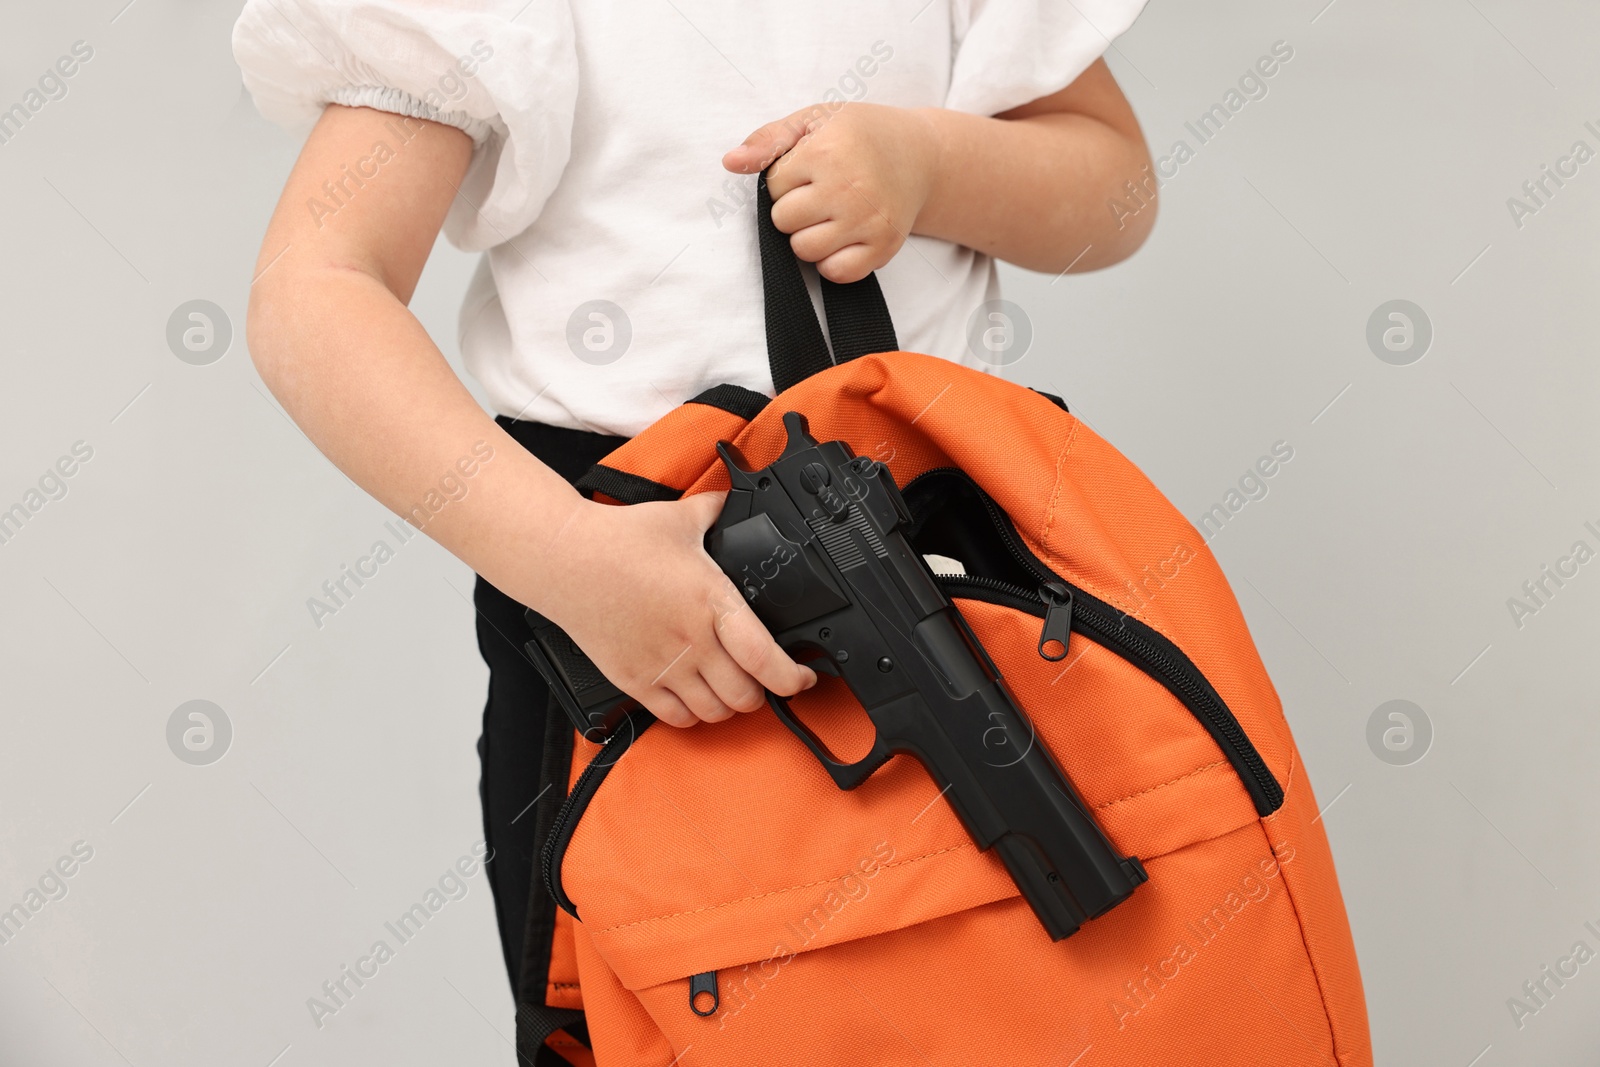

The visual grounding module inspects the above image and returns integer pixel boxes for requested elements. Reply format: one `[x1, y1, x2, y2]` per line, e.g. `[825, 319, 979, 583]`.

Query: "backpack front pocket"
[568, 805, 1332, 1067]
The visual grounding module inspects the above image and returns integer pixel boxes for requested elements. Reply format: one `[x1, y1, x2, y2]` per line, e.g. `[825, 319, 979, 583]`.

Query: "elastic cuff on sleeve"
[323, 85, 493, 146]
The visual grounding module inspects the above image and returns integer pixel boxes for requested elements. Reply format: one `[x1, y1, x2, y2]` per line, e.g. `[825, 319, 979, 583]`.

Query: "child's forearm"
[250, 267, 586, 606]
[247, 106, 585, 614]
[912, 101, 1155, 274]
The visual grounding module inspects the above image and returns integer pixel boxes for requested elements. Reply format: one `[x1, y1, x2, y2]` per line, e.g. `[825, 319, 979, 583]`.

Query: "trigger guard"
[766, 689, 891, 790]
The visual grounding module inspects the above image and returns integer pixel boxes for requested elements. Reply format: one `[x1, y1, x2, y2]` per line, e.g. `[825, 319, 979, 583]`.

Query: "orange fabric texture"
[545, 1028, 597, 1067]
[542, 733, 610, 1013]
[541, 353, 1369, 1065]
[546, 906, 583, 1010]
[588, 399, 752, 501]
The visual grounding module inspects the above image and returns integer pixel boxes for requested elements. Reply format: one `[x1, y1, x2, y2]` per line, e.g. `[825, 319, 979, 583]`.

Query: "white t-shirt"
[233, 0, 1147, 437]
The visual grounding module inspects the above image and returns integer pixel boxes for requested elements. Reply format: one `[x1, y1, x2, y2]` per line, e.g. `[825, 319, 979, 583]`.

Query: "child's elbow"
[244, 280, 288, 391]
[1098, 159, 1159, 266]
[1110, 184, 1158, 261]
[1049, 182, 1157, 276]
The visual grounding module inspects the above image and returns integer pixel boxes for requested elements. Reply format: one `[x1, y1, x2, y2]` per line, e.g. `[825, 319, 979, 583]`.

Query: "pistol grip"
[766, 688, 893, 790]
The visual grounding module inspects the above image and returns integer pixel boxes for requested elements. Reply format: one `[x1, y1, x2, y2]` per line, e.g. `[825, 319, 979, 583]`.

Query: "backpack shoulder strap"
[757, 170, 898, 392]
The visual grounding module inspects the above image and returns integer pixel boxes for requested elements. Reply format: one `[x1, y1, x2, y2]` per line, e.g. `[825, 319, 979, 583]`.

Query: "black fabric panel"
[495, 416, 626, 478]
[474, 416, 621, 1064]
[474, 576, 555, 998]
[574, 463, 683, 504]
[687, 382, 770, 421]
[820, 274, 898, 363]
[901, 469, 1039, 590]
[1030, 387, 1070, 413]
[516, 1000, 586, 1066]
[513, 692, 577, 1014]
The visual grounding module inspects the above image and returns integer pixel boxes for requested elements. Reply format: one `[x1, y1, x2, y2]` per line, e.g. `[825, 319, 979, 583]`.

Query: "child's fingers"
[768, 183, 829, 235]
[787, 220, 857, 266]
[714, 597, 819, 697]
[640, 688, 697, 730]
[763, 146, 817, 200]
[668, 672, 740, 725]
[815, 243, 881, 285]
[696, 647, 768, 714]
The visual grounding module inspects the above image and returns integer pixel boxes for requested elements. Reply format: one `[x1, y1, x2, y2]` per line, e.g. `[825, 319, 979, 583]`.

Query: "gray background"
[1, 1, 1595, 1064]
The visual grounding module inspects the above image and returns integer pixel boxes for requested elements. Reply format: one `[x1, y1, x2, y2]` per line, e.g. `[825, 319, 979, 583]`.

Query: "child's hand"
[534, 492, 818, 728]
[724, 103, 940, 284]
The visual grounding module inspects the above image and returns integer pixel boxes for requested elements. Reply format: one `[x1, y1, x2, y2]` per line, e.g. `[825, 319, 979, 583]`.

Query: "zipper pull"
[690, 970, 719, 1016]
[1037, 582, 1072, 661]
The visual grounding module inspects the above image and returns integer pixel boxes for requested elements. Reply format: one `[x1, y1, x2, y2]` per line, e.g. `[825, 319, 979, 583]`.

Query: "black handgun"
[526, 412, 1146, 939]
[523, 607, 642, 743]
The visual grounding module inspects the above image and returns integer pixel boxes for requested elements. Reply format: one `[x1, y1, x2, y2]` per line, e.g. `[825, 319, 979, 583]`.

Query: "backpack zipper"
[540, 706, 655, 920]
[689, 970, 719, 1016]
[909, 467, 1283, 816]
[945, 573, 1075, 662]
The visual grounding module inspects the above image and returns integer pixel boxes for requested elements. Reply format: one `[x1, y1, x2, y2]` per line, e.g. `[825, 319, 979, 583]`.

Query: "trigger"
[810, 656, 842, 678]
[789, 645, 841, 677]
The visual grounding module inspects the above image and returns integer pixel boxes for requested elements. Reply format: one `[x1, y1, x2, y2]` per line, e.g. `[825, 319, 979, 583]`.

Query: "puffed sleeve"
[945, 0, 1149, 116]
[231, 0, 577, 251]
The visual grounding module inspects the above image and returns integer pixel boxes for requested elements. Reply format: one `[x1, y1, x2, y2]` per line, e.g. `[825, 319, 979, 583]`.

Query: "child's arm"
[248, 104, 814, 728]
[724, 59, 1153, 282]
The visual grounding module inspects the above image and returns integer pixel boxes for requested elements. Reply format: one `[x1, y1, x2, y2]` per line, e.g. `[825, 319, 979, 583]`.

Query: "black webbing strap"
[687, 382, 771, 421]
[513, 692, 591, 1066]
[515, 1000, 586, 1066]
[573, 463, 683, 504]
[820, 273, 899, 364]
[758, 170, 833, 392]
[757, 170, 899, 392]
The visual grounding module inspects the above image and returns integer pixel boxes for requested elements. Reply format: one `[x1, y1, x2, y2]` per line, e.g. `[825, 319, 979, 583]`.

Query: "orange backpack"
[516, 176, 1371, 1066]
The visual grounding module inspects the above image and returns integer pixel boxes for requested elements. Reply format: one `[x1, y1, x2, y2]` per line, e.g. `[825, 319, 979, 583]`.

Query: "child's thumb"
[722, 105, 821, 173]
[682, 488, 729, 531]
